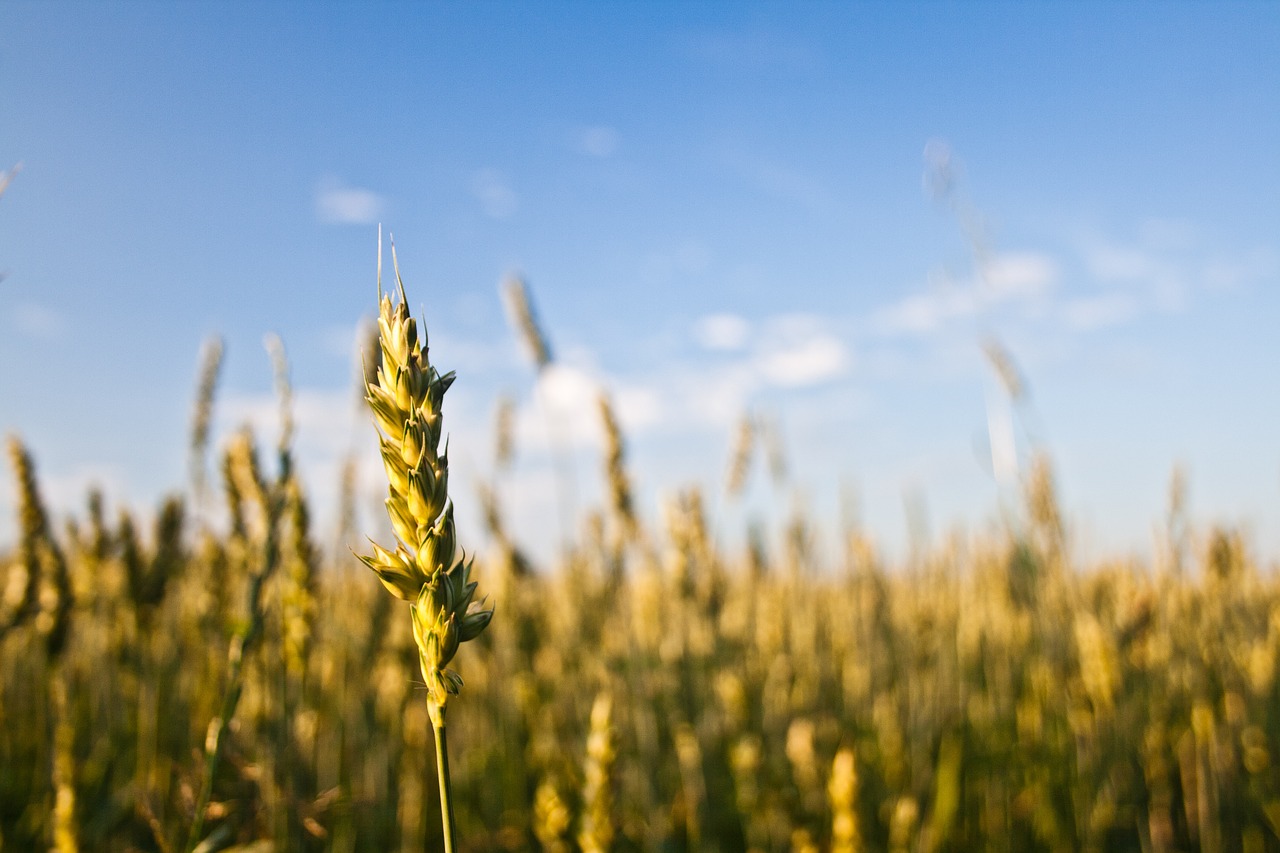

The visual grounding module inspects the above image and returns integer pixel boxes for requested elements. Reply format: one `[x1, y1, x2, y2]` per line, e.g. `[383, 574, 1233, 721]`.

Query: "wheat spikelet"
[758, 411, 788, 488]
[5, 436, 72, 655]
[534, 776, 572, 853]
[673, 722, 706, 848]
[598, 393, 637, 555]
[887, 797, 918, 853]
[493, 393, 516, 472]
[785, 718, 823, 821]
[981, 336, 1026, 402]
[578, 692, 617, 853]
[1164, 464, 1189, 576]
[5, 437, 79, 851]
[828, 747, 862, 853]
[359, 241, 492, 714]
[1023, 451, 1063, 557]
[791, 827, 819, 853]
[725, 411, 755, 497]
[188, 336, 225, 510]
[281, 476, 317, 685]
[501, 273, 553, 371]
[0, 162, 19, 200]
[265, 332, 295, 473]
[122, 497, 185, 630]
[2, 437, 43, 637]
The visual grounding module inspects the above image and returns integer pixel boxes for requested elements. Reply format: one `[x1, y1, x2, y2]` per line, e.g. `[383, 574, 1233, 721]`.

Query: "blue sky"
[2, 2, 1278, 563]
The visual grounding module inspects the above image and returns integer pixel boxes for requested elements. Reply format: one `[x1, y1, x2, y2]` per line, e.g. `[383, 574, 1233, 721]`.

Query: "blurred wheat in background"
[3, 250, 1280, 853]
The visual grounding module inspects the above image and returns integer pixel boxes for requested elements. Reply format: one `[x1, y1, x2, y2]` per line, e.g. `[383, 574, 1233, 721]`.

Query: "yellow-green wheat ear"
[359, 240, 492, 853]
[358, 247, 494, 706]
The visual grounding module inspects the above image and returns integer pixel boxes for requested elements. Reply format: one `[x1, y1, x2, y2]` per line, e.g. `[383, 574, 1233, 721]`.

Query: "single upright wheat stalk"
[6, 437, 77, 852]
[358, 235, 492, 853]
[725, 411, 755, 498]
[598, 393, 637, 566]
[188, 335, 224, 516]
[501, 274, 553, 371]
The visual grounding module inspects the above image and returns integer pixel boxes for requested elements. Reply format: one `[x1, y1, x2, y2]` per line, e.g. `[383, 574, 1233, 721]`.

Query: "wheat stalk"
[501, 273, 553, 371]
[358, 235, 492, 852]
[188, 336, 224, 518]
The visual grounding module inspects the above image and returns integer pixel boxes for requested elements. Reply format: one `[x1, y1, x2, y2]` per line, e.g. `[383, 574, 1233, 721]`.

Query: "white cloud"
[756, 315, 850, 387]
[11, 302, 67, 339]
[1138, 218, 1199, 250]
[1062, 293, 1139, 331]
[873, 251, 1058, 337]
[695, 313, 750, 351]
[218, 387, 364, 477]
[760, 335, 848, 386]
[472, 169, 519, 219]
[678, 29, 819, 72]
[642, 240, 713, 284]
[613, 363, 751, 436]
[315, 178, 385, 225]
[579, 126, 620, 158]
[1076, 227, 1262, 316]
[873, 287, 972, 336]
[982, 252, 1057, 300]
[533, 364, 602, 444]
[723, 149, 832, 211]
[615, 385, 663, 431]
[1086, 245, 1154, 282]
[1201, 249, 1278, 291]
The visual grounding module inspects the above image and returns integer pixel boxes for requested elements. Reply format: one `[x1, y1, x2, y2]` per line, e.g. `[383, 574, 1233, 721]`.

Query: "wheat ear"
[358, 235, 492, 852]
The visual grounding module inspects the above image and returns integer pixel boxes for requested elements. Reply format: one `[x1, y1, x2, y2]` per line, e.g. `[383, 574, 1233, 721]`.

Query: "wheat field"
[3, 306, 1279, 852]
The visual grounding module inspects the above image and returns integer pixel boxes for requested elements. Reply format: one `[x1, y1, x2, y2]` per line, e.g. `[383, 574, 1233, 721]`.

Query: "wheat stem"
[430, 703, 458, 853]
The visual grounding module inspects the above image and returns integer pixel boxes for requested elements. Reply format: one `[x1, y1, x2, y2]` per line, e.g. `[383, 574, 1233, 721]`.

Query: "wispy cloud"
[1201, 249, 1278, 291]
[1075, 220, 1272, 317]
[694, 313, 750, 351]
[869, 224, 1278, 364]
[722, 148, 832, 211]
[756, 314, 850, 387]
[577, 125, 620, 158]
[476, 348, 668, 455]
[677, 28, 819, 72]
[873, 250, 1059, 336]
[472, 169, 519, 219]
[1061, 293, 1139, 331]
[10, 302, 68, 339]
[495, 310, 852, 457]
[315, 177, 385, 225]
[983, 252, 1058, 300]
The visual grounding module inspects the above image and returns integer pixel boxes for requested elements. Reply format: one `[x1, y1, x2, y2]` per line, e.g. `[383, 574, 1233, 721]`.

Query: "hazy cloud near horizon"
[315, 177, 386, 225]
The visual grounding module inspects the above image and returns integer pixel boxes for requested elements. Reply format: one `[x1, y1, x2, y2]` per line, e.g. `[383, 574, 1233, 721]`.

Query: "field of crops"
[3, 284, 1279, 853]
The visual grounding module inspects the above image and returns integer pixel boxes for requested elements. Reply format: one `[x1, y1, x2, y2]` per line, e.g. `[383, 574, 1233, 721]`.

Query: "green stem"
[431, 702, 457, 853]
